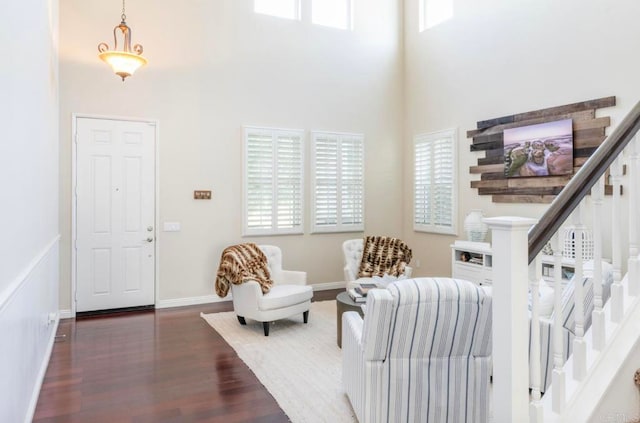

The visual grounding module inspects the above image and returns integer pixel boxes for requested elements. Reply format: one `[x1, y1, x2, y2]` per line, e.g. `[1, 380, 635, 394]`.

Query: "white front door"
[75, 117, 156, 312]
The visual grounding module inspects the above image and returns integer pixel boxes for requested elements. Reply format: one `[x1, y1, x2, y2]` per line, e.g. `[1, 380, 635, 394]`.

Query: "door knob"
[144, 237, 154, 243]
[147, 226, 154, 231]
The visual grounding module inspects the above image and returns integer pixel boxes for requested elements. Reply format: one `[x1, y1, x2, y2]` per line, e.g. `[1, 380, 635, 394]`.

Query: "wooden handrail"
[528, 100, 640, 263]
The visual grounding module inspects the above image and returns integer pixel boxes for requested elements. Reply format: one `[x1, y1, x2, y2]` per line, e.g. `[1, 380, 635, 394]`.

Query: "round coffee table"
[336, 291, 365, 348]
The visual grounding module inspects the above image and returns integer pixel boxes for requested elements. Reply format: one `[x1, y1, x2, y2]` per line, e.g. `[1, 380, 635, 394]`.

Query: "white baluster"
[572, 204, 586, 380]
[552, 232, 566, 413]
[611, 156, 624, 323]
[629, 137, 639, 296]
[591, 175, 605, 351]
[529, 257, 543, 423]
[484, 217, 537, 423]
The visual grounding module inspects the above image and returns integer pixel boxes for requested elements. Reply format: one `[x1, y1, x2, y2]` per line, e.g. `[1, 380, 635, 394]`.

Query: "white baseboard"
[312, 281, 346, 291]
[155, 282, 345, 310]
[59, 309, 74, 319]
[25, 316, 59, 423]
[155, 295, 230, 309]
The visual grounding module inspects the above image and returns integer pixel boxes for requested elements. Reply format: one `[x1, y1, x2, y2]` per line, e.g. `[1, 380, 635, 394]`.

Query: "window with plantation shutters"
[311, 131, 364, 233]
[414, 129, 457, 234]
[243, 127, 304, 236]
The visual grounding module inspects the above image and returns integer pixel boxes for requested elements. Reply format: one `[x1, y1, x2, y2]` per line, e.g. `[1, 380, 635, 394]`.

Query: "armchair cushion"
[259, 285, 313, 311]
[343, 239, 365, 282]
[529, 283, 555, 318]
[259, 244, 284, 282]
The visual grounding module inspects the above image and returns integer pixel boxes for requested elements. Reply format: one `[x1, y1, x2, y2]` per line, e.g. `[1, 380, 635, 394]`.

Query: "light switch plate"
[194, 190, 212, 199]
[163, 222, 181, 232]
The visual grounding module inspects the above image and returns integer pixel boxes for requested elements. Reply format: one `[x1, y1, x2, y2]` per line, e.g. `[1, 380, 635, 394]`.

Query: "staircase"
[488, 101, 640, 422]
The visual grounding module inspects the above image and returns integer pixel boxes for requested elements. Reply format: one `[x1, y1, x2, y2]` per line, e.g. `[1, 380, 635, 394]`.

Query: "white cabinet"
[451, 241, 493, 287]
[539, 255, 610, 285]
[540, 255, 575, 285]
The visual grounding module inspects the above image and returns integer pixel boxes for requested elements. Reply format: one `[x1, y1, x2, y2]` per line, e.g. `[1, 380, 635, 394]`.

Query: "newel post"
[485, 216, 538, 423]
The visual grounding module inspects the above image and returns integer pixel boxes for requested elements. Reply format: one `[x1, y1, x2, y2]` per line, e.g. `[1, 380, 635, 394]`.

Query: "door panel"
[76, 117, 156, 312]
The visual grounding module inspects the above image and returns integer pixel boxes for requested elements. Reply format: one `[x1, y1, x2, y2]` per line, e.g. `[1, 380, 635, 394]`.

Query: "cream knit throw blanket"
[215, 243, 273, 298]
[357, 236, 412, 278]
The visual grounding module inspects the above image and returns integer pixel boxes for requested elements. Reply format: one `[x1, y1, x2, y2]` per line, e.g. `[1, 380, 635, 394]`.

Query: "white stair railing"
[629, 137, 639, 296]
[529, 256, 543, 423]
[571, 205, 587, 381]
[591, 176, 605, 351]
[611, 156, 624, 323]
[484, 217, 535, 423]
[486, 136, 640, 422]
[550, 231, 565, 414]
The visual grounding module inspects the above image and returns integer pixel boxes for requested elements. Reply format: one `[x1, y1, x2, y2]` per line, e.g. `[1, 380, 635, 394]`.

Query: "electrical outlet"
[194, 190, 212, 200]
[163, 222, 181, 232]
[415, 259, 421, 268]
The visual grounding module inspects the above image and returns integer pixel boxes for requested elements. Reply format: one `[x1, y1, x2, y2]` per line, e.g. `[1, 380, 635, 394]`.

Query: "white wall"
[0, 0, 60, 421]
[58, 0, 403, 308]
[403, 0, 640, 277]
[589, 333, 640, 423]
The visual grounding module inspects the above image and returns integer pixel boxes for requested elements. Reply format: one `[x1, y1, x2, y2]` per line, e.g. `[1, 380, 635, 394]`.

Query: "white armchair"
[231, 245, 313, 336]
[342, 238, 412, 289]
[342, 277, 492, 423]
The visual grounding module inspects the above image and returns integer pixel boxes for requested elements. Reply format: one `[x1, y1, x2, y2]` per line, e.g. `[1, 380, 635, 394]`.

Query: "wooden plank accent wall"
[467, 96, 616, 203]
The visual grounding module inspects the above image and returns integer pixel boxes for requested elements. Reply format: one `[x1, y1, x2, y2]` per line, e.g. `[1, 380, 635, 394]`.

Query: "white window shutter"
[275, 133, 303, 230]
[414, 129, 457, 234]
[311, 132, 364, 233]
[244, 127, 304, 236]
[313, 133, 339, 228]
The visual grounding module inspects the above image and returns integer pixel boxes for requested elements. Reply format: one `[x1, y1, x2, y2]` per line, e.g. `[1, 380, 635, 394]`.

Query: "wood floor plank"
[34, 289, 343, 423]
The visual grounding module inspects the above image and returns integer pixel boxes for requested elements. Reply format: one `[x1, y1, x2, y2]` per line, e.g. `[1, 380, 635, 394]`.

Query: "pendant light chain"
[121, 0, 127, 23]
[98, 0, 148, 81]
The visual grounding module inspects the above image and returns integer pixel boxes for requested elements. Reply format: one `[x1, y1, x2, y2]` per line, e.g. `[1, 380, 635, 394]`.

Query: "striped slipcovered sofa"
[342, 277, 492, 423]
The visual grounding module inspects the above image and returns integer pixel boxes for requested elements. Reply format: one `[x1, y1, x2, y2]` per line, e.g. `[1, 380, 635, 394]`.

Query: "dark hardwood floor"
[34, 289, 342, 423]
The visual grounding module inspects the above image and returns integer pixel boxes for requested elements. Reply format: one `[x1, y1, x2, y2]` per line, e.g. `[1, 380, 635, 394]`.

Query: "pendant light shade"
[98, 0, 147, 81]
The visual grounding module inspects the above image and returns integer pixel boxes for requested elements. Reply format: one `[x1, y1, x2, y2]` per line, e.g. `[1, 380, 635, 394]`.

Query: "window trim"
[310, 130, 365, 234]
[311, 0, 353, 31]
[254, 0, 301, 21]
[413, 128, 458, 235]
[419, 0, 454, 32]
[242, 125, 305, 237]
[253, 0, 354, 31]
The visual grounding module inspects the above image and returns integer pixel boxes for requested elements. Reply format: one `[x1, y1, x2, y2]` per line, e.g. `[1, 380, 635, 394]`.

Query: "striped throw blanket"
[357, 236, 412, 278]
[215, 243, 273, 298]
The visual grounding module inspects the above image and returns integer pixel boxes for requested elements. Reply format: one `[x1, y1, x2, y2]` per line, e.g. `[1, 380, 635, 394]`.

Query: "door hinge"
[74, 132, 78, 144]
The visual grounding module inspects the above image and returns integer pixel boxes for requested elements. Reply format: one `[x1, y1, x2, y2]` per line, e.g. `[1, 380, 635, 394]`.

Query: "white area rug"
[200, 300, 357, 423]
